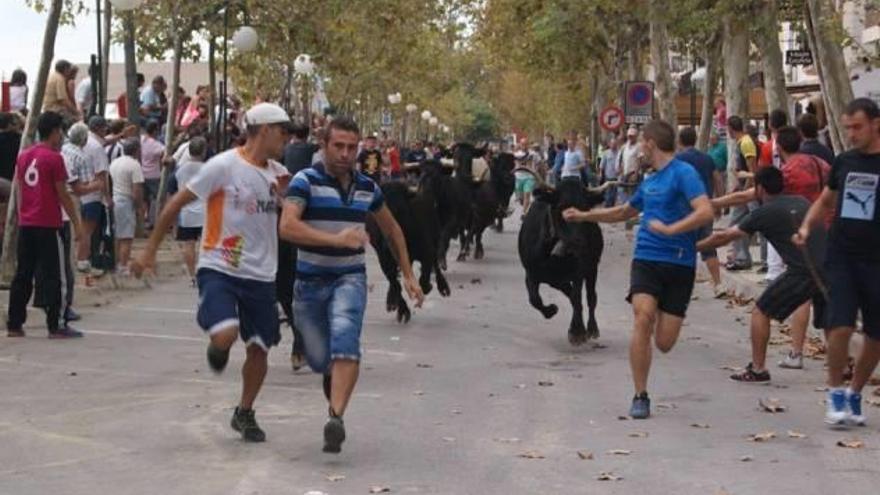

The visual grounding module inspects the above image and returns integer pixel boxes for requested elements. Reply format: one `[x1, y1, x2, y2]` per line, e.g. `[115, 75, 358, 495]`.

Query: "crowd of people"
[2, 55, 879, 452]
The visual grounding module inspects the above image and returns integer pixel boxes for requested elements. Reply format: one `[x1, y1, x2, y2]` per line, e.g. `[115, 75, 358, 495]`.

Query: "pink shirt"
[16, 143, 68, 228]
[140, 135, 165, 180]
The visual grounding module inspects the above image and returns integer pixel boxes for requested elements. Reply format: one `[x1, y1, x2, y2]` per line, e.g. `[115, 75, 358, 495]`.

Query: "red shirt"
[16, 143, 68, 228]
[388, 147, 401, 174]
[117, 93, 128, 119]
[782, 152, 834, 227]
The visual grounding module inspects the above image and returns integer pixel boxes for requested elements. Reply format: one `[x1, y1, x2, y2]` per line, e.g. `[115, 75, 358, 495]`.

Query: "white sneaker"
[825, 389, 850, 427]
[847, 390, 867, 427]
[76, 260, 91, 273]
[778, 352, 803, 369]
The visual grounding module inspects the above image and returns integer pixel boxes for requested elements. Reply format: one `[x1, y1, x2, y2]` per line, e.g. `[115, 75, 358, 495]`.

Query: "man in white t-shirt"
[619, 126, 642, 204]
[561, 135, 585, 180]
[75, 78, 93, 117]
[132, 103, 292, 443]
[77, 116, 111, 275]
[109, 138, 145, 275]
[173, 136, 207, 283]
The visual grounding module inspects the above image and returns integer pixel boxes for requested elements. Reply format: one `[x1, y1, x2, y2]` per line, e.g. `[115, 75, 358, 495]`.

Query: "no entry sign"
[599, 105, 624, 132]
[625, 81, 654, 124]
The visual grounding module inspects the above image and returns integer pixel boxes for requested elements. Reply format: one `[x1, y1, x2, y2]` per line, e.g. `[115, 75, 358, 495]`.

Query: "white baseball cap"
[244, 103, 292, 128]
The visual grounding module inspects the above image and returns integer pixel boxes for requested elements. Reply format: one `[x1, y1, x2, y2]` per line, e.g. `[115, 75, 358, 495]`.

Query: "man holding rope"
[698, 166, 827, 384]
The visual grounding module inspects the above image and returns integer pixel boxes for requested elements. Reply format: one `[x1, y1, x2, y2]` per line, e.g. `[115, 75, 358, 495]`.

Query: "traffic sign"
[785, 49, 813, 66]
[625, 81, 654, 124]
[599, 105, 624, 132]
[382, 110, 393, 126]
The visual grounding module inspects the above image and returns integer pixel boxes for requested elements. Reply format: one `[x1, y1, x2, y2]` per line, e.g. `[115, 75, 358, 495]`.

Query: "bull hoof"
[387, 302, 398, 312]
[397, 306, 412, 324]
[587, 321, 600, 340]
[474, 247, 484, 260]
[439, 259, 448, 271]
[568, 329, 588, 346]
[438, 280, 451, 297]
[421, 282, 434, 296]
[457, 253, 467, 262]
[541, 304, 558, 319]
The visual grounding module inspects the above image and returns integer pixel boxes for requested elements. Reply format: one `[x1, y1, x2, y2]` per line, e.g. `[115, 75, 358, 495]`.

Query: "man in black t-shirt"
[797, 113, 835, 165]
[796, 98, 880, 428]
[357, 135, 384, 183]
[282, 122, 318, 176]
[699, 167, 826, 384]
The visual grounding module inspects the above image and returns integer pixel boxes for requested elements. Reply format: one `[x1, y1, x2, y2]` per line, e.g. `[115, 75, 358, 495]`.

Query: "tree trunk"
[208, 37, 217, 151]
[0, 0, 64, 285]
[101, 0, 112, 113]
[649, 0, 676, 124]
[757, 0, 790, 118]
[123, 11, 140, 126]
[722, 13, 749, 191]
[697, 30, 722, 151]
[805, 0, 855, 153]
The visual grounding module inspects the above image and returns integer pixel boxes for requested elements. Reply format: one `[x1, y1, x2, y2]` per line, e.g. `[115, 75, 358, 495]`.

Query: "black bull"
[518, 179, 604, 345]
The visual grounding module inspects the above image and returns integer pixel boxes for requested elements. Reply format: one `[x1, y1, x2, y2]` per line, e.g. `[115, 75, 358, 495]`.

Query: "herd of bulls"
[363, 143, 606, 347]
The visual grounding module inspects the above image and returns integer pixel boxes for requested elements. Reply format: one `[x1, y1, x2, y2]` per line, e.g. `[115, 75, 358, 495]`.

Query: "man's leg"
[330, 359, 359, 417]
[240, 344, 268, 410]
[117, 239, 133, 269]
[654, 311, 685, 354]
[61, 222, 75, 309]
[786, 302, 811, 360]
[850, 336, 880, 394]
[34, 229, 64, 334]
[7, 228, 38, 334]
[749, 308, 772, 371]
[76, 219, 97, 268]
[180, 240, 197, 278]
[827, 327, 854, 388]
[728, 205, 752, 267]
[630, 294, 659, 394]
[705, 257, 722, 287]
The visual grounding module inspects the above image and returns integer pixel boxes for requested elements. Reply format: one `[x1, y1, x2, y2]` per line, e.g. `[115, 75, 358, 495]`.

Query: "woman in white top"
[9, 70, 28, 114]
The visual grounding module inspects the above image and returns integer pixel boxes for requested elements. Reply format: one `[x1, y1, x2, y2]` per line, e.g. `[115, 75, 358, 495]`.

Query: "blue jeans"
[294, 272, 367, 374]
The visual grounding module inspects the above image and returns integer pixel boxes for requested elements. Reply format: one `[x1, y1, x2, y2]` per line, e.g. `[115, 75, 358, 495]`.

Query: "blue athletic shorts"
[81, 201, 104, 222]
[196, 268, 280, 350]
[294, 272, 367, 373]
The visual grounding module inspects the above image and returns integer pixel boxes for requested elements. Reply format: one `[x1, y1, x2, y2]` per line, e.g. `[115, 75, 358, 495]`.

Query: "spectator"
[726, 115, 758, 271]
[140, 75, 168, 124]
[117, 73, 145, 120]
[387, 140, 401, 178]
[9, 69, 28, 114]
[42, 60, 79, 124]
[797, 112, 835, 165]
[172, 136, 207, 284]
[600, 135, 621, 207]
[357, 134, 383, 183]
[140, 119, 165, 228]
[76, 116, 111, 275]
[109, 137, 145, 276]
[6, 111, 83, 338]
[180, 85, 211, 128]
[75, 75, 93, 118]
[0, 112, 22, 181]
[282, 122, 318, 176]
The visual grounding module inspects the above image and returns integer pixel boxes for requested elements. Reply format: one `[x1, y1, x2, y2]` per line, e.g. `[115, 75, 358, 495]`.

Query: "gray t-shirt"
[737, 194, 826, 274]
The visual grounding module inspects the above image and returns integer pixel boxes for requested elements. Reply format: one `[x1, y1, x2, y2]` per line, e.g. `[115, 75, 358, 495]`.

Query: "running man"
[280, 116, 424, 454]
[698, 166, 827, 383]
[132, 103, 292, 442]
[563, 119, 713, 419]
[795, 98, 880, 427]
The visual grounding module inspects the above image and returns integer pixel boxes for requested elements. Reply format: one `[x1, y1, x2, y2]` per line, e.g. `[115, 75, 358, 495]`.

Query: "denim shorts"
[294, 272, 367, 373]
[196, 268, 280, 350]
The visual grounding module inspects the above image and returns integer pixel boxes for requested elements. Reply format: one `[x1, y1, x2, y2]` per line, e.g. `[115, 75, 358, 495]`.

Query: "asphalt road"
[0, 215, 877, 495]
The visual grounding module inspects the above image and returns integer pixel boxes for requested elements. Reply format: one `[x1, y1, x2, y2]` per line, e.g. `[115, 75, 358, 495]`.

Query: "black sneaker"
[206, 343, 230, 374]
[630, 391, 650, 419]
[323, 412, 346, 454]
[64, 307, 82, 322]
[730, 362, 771, 383]
[48, 326, 84, 339]
[323, 374, 332, 402]
[230, 407, 266, 442]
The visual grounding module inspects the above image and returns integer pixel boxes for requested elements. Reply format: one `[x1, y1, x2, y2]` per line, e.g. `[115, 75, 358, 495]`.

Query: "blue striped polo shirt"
[286, 163, 384, 277]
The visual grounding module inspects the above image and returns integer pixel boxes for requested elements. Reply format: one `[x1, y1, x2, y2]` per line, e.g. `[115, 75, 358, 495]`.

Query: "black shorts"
[756, 270, 827, 328]
[175, 226, 202, 241]
[825, 255, 880, 339]
[628, 260, 696, 317]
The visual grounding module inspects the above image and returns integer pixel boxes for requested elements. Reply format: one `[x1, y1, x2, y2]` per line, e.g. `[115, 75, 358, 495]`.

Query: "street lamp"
[404, 103, 417, 145]
[110, 0, 145, 124]
[219, 1, 258, 148]
[421, 110, 431, 141]
[387, 92, 401, 141]
[294, 53, 315, 127]
[232, 26, 259, 52]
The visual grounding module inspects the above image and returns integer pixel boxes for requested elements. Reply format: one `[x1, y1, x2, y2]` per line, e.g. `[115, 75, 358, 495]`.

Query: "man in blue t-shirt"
[563, 119, 713, 420]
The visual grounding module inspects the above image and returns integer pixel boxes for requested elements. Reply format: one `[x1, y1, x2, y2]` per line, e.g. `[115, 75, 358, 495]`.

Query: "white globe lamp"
[232, 26, 259, 53]
[109, 0, 144, 10]
[406, 103, 417, 113]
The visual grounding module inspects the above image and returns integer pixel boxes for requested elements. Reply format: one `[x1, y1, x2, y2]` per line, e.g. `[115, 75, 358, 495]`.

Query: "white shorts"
[113, 196, 136, 239]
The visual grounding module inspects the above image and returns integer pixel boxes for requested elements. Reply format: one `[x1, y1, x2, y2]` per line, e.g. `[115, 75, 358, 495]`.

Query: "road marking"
[83, 329, 202, 342]
[116, 305, 196, 314]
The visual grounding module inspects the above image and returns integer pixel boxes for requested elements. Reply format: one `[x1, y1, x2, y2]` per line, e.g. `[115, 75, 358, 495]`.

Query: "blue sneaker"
[847, 390, 866, 426]
[630, 392, 650, 419]
[825, 389, 849, 427]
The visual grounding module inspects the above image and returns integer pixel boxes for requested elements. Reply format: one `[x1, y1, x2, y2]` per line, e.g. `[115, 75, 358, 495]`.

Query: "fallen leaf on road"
[690, 423, 711, 429]
[591, 342, 608, 349]
[716, 489, 732, 495]
[451, 408, 462, 415]
[868, 377, 880, 386]
[814, 387, 828, 392]
[758, 397, 787, 413]
[538, 381, 554, 387]
[685, 336, 702, 341]
[740, 455, 753, 462]
[518, 451, 545, 459]
[656, 403, 677, 410]
[442, 437, 456, 443]
[837, 439, 864, 449]
[628, 431, 649, 438]
[606, 449, 632, 456]
[576, 450, 594, 460]
[412, 390, 425, 396]
[691, 296, 700, 301]
[787, 430, 807, 439]
[719, 365, 738, 371]
[617, 416, 629, 420]
[494, 437, 520, 444]
[874, 387, 880, 397]
[866, 398, 880, 408]
[515, 383, 527, 389]
[369, 487, 391, 493]
[470, 278, 482, 284]
[325, 474, 345, 482]
[416, 363, 433, 368]
[304, 491, 328, 495]
[390, 336, 400, 341]
[596, 472, 622, 481]
[749, 431, 776, 442]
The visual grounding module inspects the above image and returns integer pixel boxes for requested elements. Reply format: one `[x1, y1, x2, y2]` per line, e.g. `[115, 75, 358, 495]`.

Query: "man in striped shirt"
[281, 116, 424, 454]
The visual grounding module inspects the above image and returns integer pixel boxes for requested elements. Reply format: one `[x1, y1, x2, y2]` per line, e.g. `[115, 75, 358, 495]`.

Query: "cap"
[87, 115, 108, 130]
[244, 103, 291, 128]
[626, 126, 638, 136]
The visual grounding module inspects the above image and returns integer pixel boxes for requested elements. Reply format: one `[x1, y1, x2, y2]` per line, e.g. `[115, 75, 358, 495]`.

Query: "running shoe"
[629, 392, 650, 419]
[290, 352, 305, 372]
[826, 389, 849, 427]
[48, 326, 84, 339]
[847, 390, 866, 426]
[778, 352, 804, 370]
[206, 343, 230, 374]
[724, 261, 751, 271]
[323, 412, 346, 453]
[231, 407, 266, 442]
[730, 363, 770, 383]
